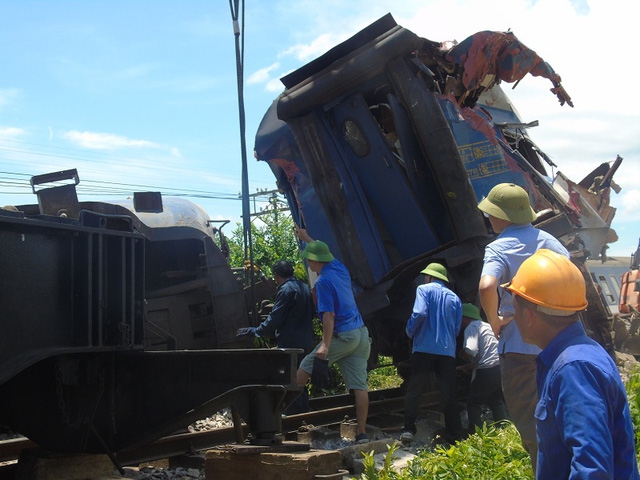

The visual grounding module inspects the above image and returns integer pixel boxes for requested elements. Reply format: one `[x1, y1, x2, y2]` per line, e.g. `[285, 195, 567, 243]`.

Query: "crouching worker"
[505, 249, 639, 479]
[236, 260, 315, 415]
[459, 303, 509, 433]
[294, 228, 371, 444]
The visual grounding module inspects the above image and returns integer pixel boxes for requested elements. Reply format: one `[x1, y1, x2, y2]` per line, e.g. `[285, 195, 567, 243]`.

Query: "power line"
[0, 169, 243, 201]
[0, 138, 255, 187]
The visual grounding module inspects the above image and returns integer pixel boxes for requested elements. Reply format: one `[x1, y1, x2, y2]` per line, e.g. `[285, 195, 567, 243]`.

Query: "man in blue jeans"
[401, 262, 463, 444]
[294, 227, 371, 444]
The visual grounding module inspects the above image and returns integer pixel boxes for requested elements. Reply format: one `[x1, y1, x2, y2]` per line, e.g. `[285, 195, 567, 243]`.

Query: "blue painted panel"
[329, 94, 442, 260]
[437, 97, 529, 202]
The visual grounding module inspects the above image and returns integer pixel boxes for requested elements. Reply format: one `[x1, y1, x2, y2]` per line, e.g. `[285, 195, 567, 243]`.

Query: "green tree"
[226, 204, 305, 280]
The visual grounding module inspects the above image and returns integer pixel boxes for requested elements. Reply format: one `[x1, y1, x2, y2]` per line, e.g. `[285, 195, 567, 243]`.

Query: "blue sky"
[1, 0, 638, 256]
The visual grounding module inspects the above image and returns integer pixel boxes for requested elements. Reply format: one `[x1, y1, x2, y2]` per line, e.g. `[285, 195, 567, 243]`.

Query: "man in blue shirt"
[236, 260, 315, 414]
[400, 263, 463, 444]
[294, 228, 371, 444]
[506, 249, 639, 479]
[478, 182, 569, 470]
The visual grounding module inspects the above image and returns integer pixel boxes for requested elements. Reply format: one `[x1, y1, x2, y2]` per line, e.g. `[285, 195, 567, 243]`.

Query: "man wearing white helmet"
[506, 249, 638, 479]
[477, 182, 569, 472]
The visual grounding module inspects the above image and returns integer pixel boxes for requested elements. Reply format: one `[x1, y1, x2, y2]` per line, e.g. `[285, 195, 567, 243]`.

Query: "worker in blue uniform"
[400, 262, 463, 444]
[506, 249, 639, 479]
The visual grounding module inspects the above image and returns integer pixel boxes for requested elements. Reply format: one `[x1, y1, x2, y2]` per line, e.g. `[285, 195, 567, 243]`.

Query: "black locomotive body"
[0, 169, 299, 454]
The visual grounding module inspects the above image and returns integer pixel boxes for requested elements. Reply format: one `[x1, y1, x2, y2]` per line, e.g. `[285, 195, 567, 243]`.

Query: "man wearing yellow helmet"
[506, 249, 638, 479]
[477, 182, 570, 471]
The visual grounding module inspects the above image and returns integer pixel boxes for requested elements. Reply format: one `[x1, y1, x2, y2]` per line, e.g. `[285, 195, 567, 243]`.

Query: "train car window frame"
[609, 274, 621, 297]
[342, 118, 370, 158]
[597, 274, 615, 304]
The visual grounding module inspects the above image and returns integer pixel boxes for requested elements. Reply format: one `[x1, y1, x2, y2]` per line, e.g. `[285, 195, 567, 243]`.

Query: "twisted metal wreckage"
[255, 14, 627, 364]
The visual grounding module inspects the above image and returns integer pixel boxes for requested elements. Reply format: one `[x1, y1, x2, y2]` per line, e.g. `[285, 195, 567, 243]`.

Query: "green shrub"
[404, 423, 533, 480]
[625, 365, 640, 464]
[358, 442, 403, 480]
[310, 355, 403, 396]
[352, 423, 533, 480]
[351, 363, 640, 479]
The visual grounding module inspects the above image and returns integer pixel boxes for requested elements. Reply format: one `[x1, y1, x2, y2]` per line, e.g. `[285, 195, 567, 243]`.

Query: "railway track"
[0, 387, 445, 479]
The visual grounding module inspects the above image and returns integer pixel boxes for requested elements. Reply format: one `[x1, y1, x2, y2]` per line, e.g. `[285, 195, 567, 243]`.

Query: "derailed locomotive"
[255, 14, 621, 364]
[0, 169, 300, 454]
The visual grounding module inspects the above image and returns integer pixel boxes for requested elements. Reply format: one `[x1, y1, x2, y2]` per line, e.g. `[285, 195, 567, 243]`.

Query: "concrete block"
[205, 446, 343, 480]
[15, 449, 113, 480]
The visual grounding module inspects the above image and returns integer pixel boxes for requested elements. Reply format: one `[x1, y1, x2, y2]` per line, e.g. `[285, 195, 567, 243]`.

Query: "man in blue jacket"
[506, 249, 639, 479]
[237, 260, 314, 414]
[401, 262, 463, 444]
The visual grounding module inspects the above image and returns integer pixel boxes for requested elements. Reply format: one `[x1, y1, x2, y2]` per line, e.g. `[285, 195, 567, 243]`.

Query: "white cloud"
[63, 130, 159, 150]
[618, 189, 640, 221]
[247, 63, 280, 85]
[281, 33, 337, 62]
[265, 78, 285, 93]
[0, 126, 26, 140]
[62, 130, 179, 155]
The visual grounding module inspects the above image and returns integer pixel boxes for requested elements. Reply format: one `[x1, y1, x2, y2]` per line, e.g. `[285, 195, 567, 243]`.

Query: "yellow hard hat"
[503, 249, 588, 315]
[478, 183, 536, 225]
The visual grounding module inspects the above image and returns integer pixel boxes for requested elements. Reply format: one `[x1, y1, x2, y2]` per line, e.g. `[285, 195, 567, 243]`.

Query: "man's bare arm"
[479, 274, 511, 336]
[294, 224, 313, 243]
[316, 311, 335, 359]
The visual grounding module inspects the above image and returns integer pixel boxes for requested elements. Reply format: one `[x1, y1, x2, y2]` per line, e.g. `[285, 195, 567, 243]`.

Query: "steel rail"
[0, 387, 446, 471]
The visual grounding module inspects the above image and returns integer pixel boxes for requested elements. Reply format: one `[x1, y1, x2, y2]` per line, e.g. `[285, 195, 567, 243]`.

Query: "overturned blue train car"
[255, 14, 620, 362]
[0, 169, 299, 455]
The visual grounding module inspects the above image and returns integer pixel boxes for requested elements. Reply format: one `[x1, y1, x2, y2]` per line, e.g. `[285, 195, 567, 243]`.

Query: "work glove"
[236, 327, 257, 338]
[310, 356, 330, 388]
